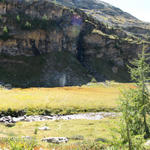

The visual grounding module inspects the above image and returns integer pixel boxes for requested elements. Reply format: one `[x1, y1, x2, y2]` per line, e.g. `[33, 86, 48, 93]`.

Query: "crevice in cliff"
[30, 39, 41, 56]
[76, 22, 94, 64]
[76, 31, 85, 63]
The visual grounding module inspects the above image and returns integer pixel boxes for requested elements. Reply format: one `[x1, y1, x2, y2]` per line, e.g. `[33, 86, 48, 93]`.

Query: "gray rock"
[24, 115, 48, 122]
[12, 116, 25, 122]
[4, 84, 12, 90]
[4, 122, 15, 127]
[95, 138, 108, 143]
[21, 136, 33, 140]
[41, 137, 68, 144]
[144, 140, 150, 147]
[38, 126, 50, 130]
[69, 135, 84, 140]
[0, 116, 15, 124]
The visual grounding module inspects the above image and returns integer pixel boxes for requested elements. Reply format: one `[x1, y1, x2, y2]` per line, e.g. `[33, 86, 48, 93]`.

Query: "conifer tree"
[128, 45, 150, 137]
[119, 45, 150, 149]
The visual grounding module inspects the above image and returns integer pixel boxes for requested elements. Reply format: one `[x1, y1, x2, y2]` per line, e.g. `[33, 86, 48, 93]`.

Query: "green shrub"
[91, 77, 97, 83]
[0, 0, 6, 3]
[42, 14, 48, 21]
[34, 128, 38, 135]
[16, 15, 20, 22]
[25, 21, 32, 29]
[3, 26, 8, 33]
[8, 137, 37, 150]
[0, 26, 11, 41]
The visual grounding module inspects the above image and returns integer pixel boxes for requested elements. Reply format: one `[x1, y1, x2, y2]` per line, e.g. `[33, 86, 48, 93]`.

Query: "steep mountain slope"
[53, 0, 137, 21]
[0, 0, 149, 87]
[51, 0, 150, 41]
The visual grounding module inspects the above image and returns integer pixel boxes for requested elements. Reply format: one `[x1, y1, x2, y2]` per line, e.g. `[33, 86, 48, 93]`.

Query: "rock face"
[0, 0, 79, 56]
[0, 0, 149, 87]
[54, 0, 150, 40]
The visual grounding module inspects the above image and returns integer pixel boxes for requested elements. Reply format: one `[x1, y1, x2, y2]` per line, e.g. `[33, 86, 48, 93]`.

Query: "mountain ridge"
[49, 0, 150, 41]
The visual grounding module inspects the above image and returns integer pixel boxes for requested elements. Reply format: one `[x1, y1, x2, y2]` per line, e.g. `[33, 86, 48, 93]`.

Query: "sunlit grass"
[0, 83, 136, 115]
[0, 117, 119, 149]
[0, 83, 137, 149]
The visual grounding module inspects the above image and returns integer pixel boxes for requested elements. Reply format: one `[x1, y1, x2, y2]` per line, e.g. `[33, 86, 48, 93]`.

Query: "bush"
[16, 15, 20, 22]
[8, 137, 37, 150]
[3, 26, 8, 33]
[0, 26, 11, 41]
[25, 21, 32, 29]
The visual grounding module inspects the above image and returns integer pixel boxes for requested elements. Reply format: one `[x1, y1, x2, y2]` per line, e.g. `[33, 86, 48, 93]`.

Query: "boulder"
[144, 140, 150, 147]
[95, 138, 108, 143]
[38, 126, 50, 130]
[4, 122, 15, 127]
[12, 116, 25, 122]
[0, 116, 15, 123]
[41, 137, 68, 144]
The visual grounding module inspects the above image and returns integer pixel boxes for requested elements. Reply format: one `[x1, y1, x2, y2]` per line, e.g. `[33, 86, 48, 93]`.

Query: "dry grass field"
[0, 82, 134, 115]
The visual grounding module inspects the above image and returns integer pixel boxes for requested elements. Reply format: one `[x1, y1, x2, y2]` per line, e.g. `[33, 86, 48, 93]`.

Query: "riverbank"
[0, 112, 119, 123]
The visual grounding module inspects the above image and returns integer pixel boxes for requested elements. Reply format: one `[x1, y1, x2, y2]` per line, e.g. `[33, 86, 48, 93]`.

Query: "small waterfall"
[59, 74, 66, 87]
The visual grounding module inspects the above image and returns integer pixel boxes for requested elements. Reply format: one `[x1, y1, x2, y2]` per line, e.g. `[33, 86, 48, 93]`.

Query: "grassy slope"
[0, 83, 135, 116]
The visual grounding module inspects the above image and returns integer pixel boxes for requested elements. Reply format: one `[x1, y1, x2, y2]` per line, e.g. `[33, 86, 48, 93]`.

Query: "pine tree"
[119, 45, 150, 149]
[128, 45, 150, 138]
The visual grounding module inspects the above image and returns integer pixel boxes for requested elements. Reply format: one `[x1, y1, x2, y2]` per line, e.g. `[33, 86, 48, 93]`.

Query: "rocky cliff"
[53, 0, 150, 41]
[0, 0, 149, 87]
